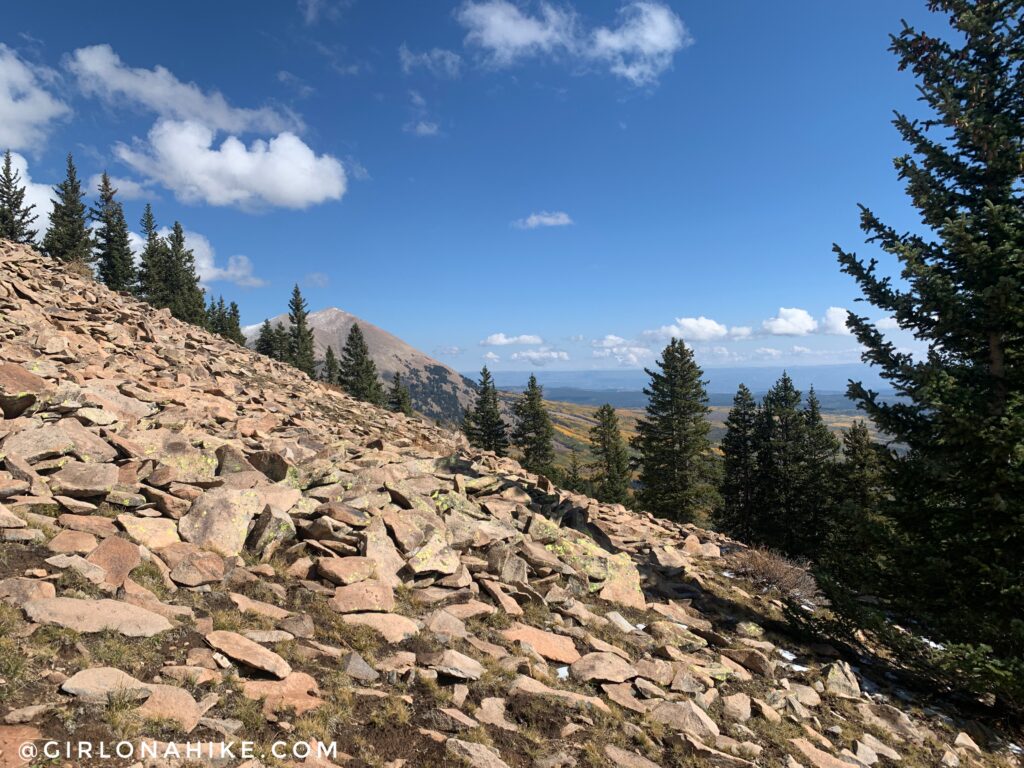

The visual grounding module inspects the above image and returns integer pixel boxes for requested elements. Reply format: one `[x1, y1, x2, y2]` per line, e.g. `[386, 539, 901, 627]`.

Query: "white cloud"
[399, 44, 463, 78]
[456, 0, 688, 86]
[0, 44, 70, 151]
[115, 119, 346, 210]
[7, 152, 56, 225]
[762, 307, 818, 336]
[457, 0, 576, 66]
[876, 316, 900, 330]
[821, 306, 852, 335]
[482, 332, 544, 346]
[128, 227, 265, 288]
[643, 315, 750, 342]
[592, 335, 651, 366]
[303, 271, 330, 288]
[404, 120, 440, 136]
[755, 347, 782, 359]
[86, 173, 152, 201]
[68, 45, 300, 135]
[513, 210, 573, 229]
[792, 345, 812, 355]
[435, 345, 463, 356]
[483, 351, 500, 363]
[589, 1, 692, 86]
[592, 334, 627, 348]
[511, 348, 569, 365]
[730, 326, 752, 339]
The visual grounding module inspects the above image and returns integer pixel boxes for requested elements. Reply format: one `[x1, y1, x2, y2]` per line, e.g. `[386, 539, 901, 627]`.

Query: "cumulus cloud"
[511, 347, 569, 365]
[115, 120, 346, 210]
[7, 152, 56, 224]
[128, 227, 265, 288]
[821, 306, 852, 335]
[0, 44, 70, 151]
[482, 332, 544, 346]
[513, 210, 573, 229]
[399, 44, 463, 78]
[644, 315, 750, 342]
[591, 335, 651, 366]
[457, 0, 576, 66]
[483, 351, 500, 363]
[792, 345, 812, 355]
[435, 345, 463, 356]
[876, 316, 900, 330]
[589, 1, 692, 86]
[755, 347, 782, 359]
[68, 45, 300, 134]
[456, 0, 689, 86]
[761, 307, 818, 336]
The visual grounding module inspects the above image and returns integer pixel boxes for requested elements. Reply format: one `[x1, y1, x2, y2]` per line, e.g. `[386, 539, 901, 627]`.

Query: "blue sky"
[1, 1, 935, 373]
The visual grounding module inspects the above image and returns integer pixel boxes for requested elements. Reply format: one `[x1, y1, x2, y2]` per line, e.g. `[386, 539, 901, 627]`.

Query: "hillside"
[1, 241, 1019, 768]
[246, 308, 478, 425]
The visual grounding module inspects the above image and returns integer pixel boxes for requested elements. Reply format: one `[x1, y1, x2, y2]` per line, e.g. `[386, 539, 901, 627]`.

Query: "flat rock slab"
[330, 579, 395, 613]
[0, 577, 56, 606]
[118, 515, 181, 550]
[136, 683, 203, 733]
[85, 535, 140, 588]
[418, 649, 484, 681]
[61, 667, 151, 703]
[205, 630, 292, 679]
[341, 612, 419, 643]
[47, 461, 118, 498]
[317, 555, 376, 585]
[502, 622, 580, 664]
[243, 672, 323, 718]
[179, 487, 266, 557]
[23, 597, 172, 637]
[570, 652, 638, 683]
[446, 738, 511, 768]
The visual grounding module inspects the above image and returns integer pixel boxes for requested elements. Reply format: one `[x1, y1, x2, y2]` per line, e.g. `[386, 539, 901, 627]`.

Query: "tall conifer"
[339, 323, 384, 404]
[589, 404, 631, 505]
[322, 345, 340, 384]
[0, 150, 38, 243]
[718, 384, 758, 539]
[512, 374, 556, 477]
[41, 154, 92, 264]
[91, 173, 136, 292]
[137, 204, 170, 306]
[288, 285, 316, 377]
[163, 222, 206, 325]
[463, 366, 509, 456]
[387, 373, 414, 416]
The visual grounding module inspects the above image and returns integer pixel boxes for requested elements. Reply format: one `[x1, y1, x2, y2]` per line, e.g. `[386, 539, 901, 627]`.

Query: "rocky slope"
[246, 307, 477, 425]
[0, 239, 1019, 768]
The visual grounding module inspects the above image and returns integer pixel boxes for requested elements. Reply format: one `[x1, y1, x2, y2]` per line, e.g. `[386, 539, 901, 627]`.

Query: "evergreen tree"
[256, 320, 278, 358]
[0, 149, 38, 243]
[90, 173, 136, 292]
[287, 284, 316, 377]
[462, 366, 509, 456]
[563, 447, 588, 494]
[512, 374, 556, 477]
[387, 373, 414, 417]
[137, 204, 170, 307]
[163, 222, 206, 325]
[322, 345, 340, 384]
[41, 154, 92, 264]
[834, 0, 1024, 666]
[226, 301, 246, 345]
[718, 384, 758, 539]
[588, 403, 631, 505]
[339, 323, 384, 404]
[633, 338, 718, 522]
[272, 322, 291, 363]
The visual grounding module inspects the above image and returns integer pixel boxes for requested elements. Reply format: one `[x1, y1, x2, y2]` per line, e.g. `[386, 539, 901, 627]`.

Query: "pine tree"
[589, 403, 631, 505]
[322, 345, 340, 384]
[387, 373, 414, 417]
[512, 374, 556, 477]
[563, 447, 588, 494]
[834, 1, 1024, 665]
[41, 154, 92, 264]
[256, 320, 278, 358]
[287, 285, 316, 377]
[339, 323, 384, 405]
[718, 384, 758, 539]
[163, 222, 206, 325]
[797, 387, 841, 555]
[90, 173, 136, 292]
[226, 302, 246, 345]
[272, 322, 291, 363]
[137, 204, 170, 306]
[0, 149, 38, 243]
[463, 366, 509, 456]
[633, 338, 718, 522]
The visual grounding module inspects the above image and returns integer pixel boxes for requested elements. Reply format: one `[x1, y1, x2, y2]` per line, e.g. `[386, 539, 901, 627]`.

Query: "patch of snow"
[556, 666, 569, 680]
[722, 570, 735, 579]
[777, 649, 797, 662]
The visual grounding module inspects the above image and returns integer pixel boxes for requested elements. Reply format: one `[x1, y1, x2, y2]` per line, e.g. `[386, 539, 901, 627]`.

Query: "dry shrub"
[732, 547, 824, 608]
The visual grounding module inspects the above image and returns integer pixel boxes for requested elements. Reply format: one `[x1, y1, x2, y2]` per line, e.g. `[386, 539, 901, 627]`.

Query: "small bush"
[732, 546, 823, 608]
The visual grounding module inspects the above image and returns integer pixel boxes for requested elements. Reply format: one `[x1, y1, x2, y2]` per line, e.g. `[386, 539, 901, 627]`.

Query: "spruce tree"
[0, 149, 38, 243]
[834, 0, 1024, 666]
[287, 285, 316, 377]
[563, 447, 588, 494]
[91, 173, 136, 292]
[41, 154, 92, 264]
[387, 373, 414, 417]
[163, 222, 206, 325]
[272, 322, 291, 363]
[226, 302, 246, 345]
[339, 323, 384, 404]
[137, 204, 170, 307]
[256, 320, 278, 358]
[589, 403, 631, 505]
[463, 366, 509, 456]
[718, 384, 758, 539]
[512, 374, 556, 477]
[633, 338, 718, 522]
[322, 345, 340, 384]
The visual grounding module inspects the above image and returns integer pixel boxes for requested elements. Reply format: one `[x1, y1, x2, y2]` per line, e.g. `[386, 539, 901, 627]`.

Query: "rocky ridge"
[0, 239, 1019, 768]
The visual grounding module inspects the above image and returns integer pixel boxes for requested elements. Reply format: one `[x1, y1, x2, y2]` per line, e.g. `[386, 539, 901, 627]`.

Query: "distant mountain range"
[245, 308, 477, 424]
